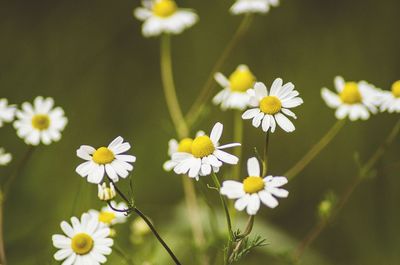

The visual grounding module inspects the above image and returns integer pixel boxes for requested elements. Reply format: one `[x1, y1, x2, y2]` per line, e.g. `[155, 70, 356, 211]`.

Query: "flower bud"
[97, 182, 116, 201]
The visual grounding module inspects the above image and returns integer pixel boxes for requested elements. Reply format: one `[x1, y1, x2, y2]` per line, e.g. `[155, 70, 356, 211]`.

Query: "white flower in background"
[221, 157, 288, 215]
[163, 131, 204, 171]
[378, 80, 400, 113]
[0, 148, 12, 166]
[89, 201, 128, 227]
[230, 0, 279, 15]
[0, 98, 16, 127]
[172, 122, 240, 180]
[13, 96, 68, 145]
[321, 76, 379, 121]
[52, 213, 113, 265]
[134, 0, 198, 37]
[242, 78, 303, 133]
[97, 182, 116, 201]
[213, 65, 256, 110]
[76, 136, 136, 184]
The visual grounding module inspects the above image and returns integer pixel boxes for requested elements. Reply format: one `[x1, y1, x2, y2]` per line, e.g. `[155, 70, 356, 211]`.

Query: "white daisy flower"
[0, 98, 16, 127]
[213, 64, 256, 111]
[89, 201, 128, 227]
[13, 96, 68, 145]
[220, 157, 288, 215]
[52, 213, 113, 265]
[321, 76, 379, 121]
[242, 78, 303, 133]
[377, 80, 400, 113]
[76, 136, 136, 184]
[230, 0, 279, 15]
[0, 148, 12, 166]
[172, 122, 240, 180]
[134, 0, 198, 37]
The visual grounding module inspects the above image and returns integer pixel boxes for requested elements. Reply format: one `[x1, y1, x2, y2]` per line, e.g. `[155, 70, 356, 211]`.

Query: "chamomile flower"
[89, 201, 128, 227]
[52, 213, 113, 265]
[97, 182, 116, 201]
[134, 0, 198, 37]
[242, 78, 303, 133]
[76, 136, 136, 184]
[221, 157, 288, 215]
[230, 0, 279, 15]
[172, 122, 240, 180]
[13, 96, 67, 145]
[377, 80, 400, 113]
[213, 65, 256, 110]
[0, 148, 12, 166]
[0, 99, 16, 127]
[321, 76, 379, 120]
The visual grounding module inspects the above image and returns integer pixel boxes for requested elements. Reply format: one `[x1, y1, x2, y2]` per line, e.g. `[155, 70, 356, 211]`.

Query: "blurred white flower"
[0, 98, 16, 127]
[97, 182, 116, 201]
[230, 0, 279, 15]
[221, 157, 288, 215]
[134, 0, 198, 37]
[89, 201, 128, 227]
[172, 122, 240, 180]
[377, 80, 400, 113]
[321, 76, 379, 121]
[76, 136, 136, 184]
[0, 148, 12, 166]
[52, 213, 113, 264]
[13, 96, 67, 145]
[213, 65, 256, 110]
[242, 78, 303, 133]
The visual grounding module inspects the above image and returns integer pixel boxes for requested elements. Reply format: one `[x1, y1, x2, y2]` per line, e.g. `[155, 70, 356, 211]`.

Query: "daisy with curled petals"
[213, 64, 256, 111]
[76, 136, 136, 184]
[0, 98, 16, 127]
[242, 78, 303, 133]
[89, 201, 128, 227]
[52, 213, 113, 265]
[230, 0, 279, 15]
[321, 76, 379, 121]
[13, 96, 67, 145]
[134, 0, 198, 37]
[377, 80, 400, 113]
[0, 148, 12, 166]
[172, 122, 241, 180]
[220, 157, 288, 215]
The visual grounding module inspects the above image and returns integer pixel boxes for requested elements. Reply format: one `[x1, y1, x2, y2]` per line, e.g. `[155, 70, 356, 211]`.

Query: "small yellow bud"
[97, 182, 116, 201]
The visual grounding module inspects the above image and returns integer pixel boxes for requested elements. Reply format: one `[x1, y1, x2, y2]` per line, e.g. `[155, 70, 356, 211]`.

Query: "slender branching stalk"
[228, 215, 255, 263]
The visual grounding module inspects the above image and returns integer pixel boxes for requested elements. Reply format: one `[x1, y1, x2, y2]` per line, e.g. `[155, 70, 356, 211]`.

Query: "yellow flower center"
[340, 82, 362, 104]
[92, 147, 115, 164]
[31, 114, 50, 130]
[229, 67, 255, 92]
[259, 96, 282, 114]
[98, 211, 116, 224]
[177, 138, 193, 153]
[152, 0, 177, 17]
[71, 233, 94, 255]
[191, 136, 215, 158]
[391, 80, 400, 98]
[243, 176, 265, 194]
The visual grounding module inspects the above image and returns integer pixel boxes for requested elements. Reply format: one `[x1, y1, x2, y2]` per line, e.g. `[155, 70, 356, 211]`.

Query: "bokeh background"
[1, 0, 400, 264]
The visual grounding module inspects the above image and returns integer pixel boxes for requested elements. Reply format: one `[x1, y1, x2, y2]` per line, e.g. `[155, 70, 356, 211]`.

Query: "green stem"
[232, 111, 243, 181]
[228, 216, 255, 263]
[285, 119, 346, 181]
[262, 132, 270, 176]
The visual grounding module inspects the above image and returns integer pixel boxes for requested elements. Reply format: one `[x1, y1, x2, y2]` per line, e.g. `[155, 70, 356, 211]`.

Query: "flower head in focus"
[0, 98, 16, 127]
[89, 201, 128, 227]
[213, 64, 256, 111]
[242, 78, 303, 133]
[221, 157, 288, 215]
[134, 0, 198, 37]
[377, 80, 400, 113]
[13, 96, 67, 145]
[0, 148, 12, 166]
[230, 0, 279, 15]
[76, 136, 136, 184]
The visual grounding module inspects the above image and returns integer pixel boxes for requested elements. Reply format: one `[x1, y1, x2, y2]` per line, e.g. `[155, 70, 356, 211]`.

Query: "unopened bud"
[98, 182, 116, 201]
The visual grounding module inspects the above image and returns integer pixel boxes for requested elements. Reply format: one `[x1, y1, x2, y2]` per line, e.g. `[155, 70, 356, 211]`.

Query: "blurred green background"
[1, 0, 400, 264]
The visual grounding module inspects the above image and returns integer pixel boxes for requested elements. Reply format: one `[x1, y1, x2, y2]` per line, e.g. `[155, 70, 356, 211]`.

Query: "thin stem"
[228, 216, 255, 263]
[232, 111, 243, 181]
[262, 132, 270, 176]
[286, 119, 346, 181]
[185, 15, 254, 127]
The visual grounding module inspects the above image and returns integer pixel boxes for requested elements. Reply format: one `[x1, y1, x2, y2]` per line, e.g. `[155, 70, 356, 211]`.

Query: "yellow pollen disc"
[391, 80, 400, 98]
[243, 176, 265, 194]
[340, 82, 362, 104]
[71, 233, 94, 255]
[98, 211, 116, 224]
[92, 147, 115, 164]
[177, 138, 193, 153]
[31, 114, 50, 130]
[260, 96, 282, 114]
[191, 136, 215, 158]
[152, 0, 177, 17]
[229, 67, 255, 92]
